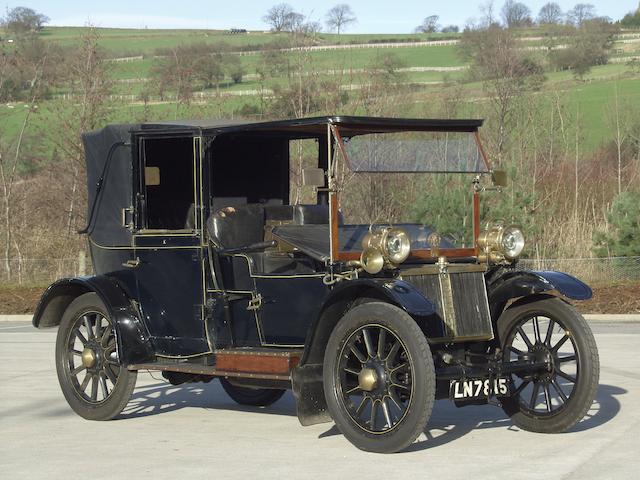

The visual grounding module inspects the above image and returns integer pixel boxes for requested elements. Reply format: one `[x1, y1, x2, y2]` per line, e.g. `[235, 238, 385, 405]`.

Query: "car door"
[131, 134, 209, 357]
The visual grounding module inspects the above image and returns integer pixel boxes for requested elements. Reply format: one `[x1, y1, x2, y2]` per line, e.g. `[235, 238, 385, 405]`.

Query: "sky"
[5, 1, 639, 33]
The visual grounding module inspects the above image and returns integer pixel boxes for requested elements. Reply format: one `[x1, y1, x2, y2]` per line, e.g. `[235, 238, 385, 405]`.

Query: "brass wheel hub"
[81, 348, 97, 368]
[358, 367, 379, 392]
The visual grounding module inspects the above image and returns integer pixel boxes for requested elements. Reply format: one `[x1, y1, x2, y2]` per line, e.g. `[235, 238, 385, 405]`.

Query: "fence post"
[78, 251, 86, 277]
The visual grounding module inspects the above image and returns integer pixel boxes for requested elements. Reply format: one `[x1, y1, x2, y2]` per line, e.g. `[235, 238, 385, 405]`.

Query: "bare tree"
[566, 3, 595, 26]
[2, 6, 49, 34]
[325, 4, 356, 34]
[415, 15, 440, 33]
[263, 3, 295, 32]
[537, 2, 563, 25]
[501, 0, 532, 28]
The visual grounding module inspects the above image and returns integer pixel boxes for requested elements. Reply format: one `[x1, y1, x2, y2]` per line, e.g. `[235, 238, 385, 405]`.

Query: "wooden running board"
[128, 348, 302, 381]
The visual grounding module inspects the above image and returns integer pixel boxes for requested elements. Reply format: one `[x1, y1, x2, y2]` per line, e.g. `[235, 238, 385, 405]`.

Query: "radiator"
[402, 270, 494, 342]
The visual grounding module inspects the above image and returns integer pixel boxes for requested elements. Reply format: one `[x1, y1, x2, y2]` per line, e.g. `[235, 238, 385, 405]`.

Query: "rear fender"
[32, 276, 154, 366]
[487, 269, 592, 320]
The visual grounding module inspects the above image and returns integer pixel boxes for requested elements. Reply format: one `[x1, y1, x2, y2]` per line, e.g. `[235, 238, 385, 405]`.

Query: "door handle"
[122, 258, 141, 269]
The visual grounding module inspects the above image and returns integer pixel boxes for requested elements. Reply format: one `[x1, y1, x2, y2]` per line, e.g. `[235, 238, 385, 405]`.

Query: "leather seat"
[207, 204, 265, 249]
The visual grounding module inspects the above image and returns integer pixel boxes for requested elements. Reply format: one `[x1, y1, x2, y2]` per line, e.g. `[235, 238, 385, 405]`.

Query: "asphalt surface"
[1, 321, 639, 479]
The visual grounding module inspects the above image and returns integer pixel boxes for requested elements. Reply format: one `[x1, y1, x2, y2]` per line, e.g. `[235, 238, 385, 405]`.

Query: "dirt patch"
[575, 282, 640, 315]
[0, 286, 47, 314]
[1, 282, 639, 316]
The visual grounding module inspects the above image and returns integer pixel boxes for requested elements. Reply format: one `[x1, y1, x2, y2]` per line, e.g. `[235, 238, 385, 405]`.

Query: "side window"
[139, 136, 196, 231]
[289, 139, 320, 205]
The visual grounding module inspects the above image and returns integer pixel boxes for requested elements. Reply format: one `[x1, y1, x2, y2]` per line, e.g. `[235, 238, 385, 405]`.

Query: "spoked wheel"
[55, 293, 137, 420]
[219, 378, 285, 406]
[497, 297, 599, 433]
[324, 302, 435, 453]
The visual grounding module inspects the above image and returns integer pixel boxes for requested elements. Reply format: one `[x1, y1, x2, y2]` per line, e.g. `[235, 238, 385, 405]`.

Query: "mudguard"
[32, 276, 154, 366]
[487, 269, 592, 319]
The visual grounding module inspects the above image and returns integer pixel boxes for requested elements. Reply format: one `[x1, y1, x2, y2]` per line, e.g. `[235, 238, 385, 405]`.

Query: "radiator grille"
[403, 271, 493, 341]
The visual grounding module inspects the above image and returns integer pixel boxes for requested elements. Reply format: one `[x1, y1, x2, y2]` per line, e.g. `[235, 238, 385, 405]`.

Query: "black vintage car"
[33, 116, 599, 453]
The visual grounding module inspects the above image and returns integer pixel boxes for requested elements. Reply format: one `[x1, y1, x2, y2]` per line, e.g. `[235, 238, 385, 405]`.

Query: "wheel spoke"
[389, 362, 408, 374]
[104, 364, 118, 384]
[385, 341, 400, 363]
[552, 334, 570, 353]
[90, 375, 98, 401]
[532, 317, 542, 343]
[80, 372, 91, 392]
[71, 364, 85, 376]
[543, 384, 552, 412]
[355, 396, 369, 415]
[377, 328, 386, 359]
[344, 367, 361, 376]
[558, 354, 576, 363]
[529, 382, 540, 409]
[349, 345, 367, 363]
[551, 379, 568, 403]
[100, 324, 112, 347]
[509, 346, 523, 356]
[391, 382, 409, 391]
[94, 316, 102, 341]
[517, 327, 534, 349]
[544, 319, 555, 346]
[555, 369, 576, 383]
[361, 329, 375, 358]
[381, 398, 392, 428]
[345, 385, 360, 395]
[71, 349, 83, 356]
[84, 316, 94, 339]
[100, 373, 109, 399]
[512, 378, 531, 397]
[75, 329, 88, 346]
[369, 400, 378, 430]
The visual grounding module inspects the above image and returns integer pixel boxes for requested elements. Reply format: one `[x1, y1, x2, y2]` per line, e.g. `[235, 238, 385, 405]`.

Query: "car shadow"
[318, 383, 625, 452]
[119, 379, 298, 419]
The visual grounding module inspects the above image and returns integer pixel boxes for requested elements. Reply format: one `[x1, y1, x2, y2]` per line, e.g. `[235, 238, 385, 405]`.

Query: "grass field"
[1, 26, 639, 166]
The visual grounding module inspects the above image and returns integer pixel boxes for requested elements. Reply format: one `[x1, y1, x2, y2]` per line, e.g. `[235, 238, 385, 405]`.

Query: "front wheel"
[497, 297, 599, 433]
[55, 293, 137, 420]
[323, 302, 435, 453]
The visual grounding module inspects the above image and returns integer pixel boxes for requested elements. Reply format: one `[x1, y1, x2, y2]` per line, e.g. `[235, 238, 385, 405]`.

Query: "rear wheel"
[323, 302, 435, 453]
[219, 378, 285, 406]
[497, 297, 599, 433]
[55, 293, 137, 420]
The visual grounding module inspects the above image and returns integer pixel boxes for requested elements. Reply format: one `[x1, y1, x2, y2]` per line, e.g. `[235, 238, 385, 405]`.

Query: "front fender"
[300, 278, 442, 367]
[32, 276, 154, 366]
[487, 269, 592, 319]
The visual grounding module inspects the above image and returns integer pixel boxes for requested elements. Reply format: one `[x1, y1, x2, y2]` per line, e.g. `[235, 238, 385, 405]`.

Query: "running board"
[128, 348, 302, 381]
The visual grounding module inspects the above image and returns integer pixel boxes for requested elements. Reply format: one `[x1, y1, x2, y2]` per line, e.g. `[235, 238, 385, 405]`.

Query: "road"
[1, 321, 639, 479]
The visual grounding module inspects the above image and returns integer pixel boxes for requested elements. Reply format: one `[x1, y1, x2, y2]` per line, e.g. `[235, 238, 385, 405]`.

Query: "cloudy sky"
[7, 1, 638, 32]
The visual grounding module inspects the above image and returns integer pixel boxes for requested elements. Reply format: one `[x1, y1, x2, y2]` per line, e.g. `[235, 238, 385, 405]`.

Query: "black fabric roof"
[134, 116, 484, 137]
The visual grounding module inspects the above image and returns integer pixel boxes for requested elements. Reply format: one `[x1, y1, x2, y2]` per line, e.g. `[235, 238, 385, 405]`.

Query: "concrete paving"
[1, 320, 639, 479]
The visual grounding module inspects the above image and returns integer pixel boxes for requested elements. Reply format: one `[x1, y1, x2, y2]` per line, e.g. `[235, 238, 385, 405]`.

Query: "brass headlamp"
[478, 222, 525, 264]
[359, 227, 411, 274]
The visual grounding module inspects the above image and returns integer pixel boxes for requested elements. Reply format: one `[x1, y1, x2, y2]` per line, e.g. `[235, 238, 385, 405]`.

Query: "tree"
[537, 2, 563, 25]
[2, 6, 49, 34]
[441, 25, 460, 33]
[566, 3, 595, 26]
[263, 3, 295, 32]
[620, 4, 640, 27]
[325, 4, 356, 34]
[501, 0, 532, 28]
[593, 190, 640, 256]
[415, 15, 440, 33]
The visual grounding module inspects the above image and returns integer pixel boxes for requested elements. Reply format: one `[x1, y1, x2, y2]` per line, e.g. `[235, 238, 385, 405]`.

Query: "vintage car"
[33, 116, 599, 453]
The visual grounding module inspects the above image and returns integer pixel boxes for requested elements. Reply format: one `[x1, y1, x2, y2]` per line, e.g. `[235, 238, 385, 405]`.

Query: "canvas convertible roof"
[134, 115, 484, 137]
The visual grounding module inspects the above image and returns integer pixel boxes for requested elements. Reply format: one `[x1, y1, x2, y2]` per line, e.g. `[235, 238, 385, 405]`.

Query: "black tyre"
[323, 302, 435, 453]
[219, 378, 285, 406]
[497, 296, 599, 433]
[55, 292, 137, 420]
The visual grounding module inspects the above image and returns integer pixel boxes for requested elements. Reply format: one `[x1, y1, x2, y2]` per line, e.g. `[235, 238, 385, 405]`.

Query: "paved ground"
[1, 320, 639, 479]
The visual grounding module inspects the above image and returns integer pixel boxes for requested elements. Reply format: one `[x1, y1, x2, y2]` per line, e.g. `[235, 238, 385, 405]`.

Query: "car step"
[128, 348, 303, 381]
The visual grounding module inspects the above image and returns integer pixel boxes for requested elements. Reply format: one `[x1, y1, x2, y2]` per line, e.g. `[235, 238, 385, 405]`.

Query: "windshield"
[332, 129, 484, 257]
[338, 130, 488, 173]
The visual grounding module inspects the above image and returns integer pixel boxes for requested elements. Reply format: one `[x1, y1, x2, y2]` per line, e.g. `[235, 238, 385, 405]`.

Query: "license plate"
[449, 377, 510, 400]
